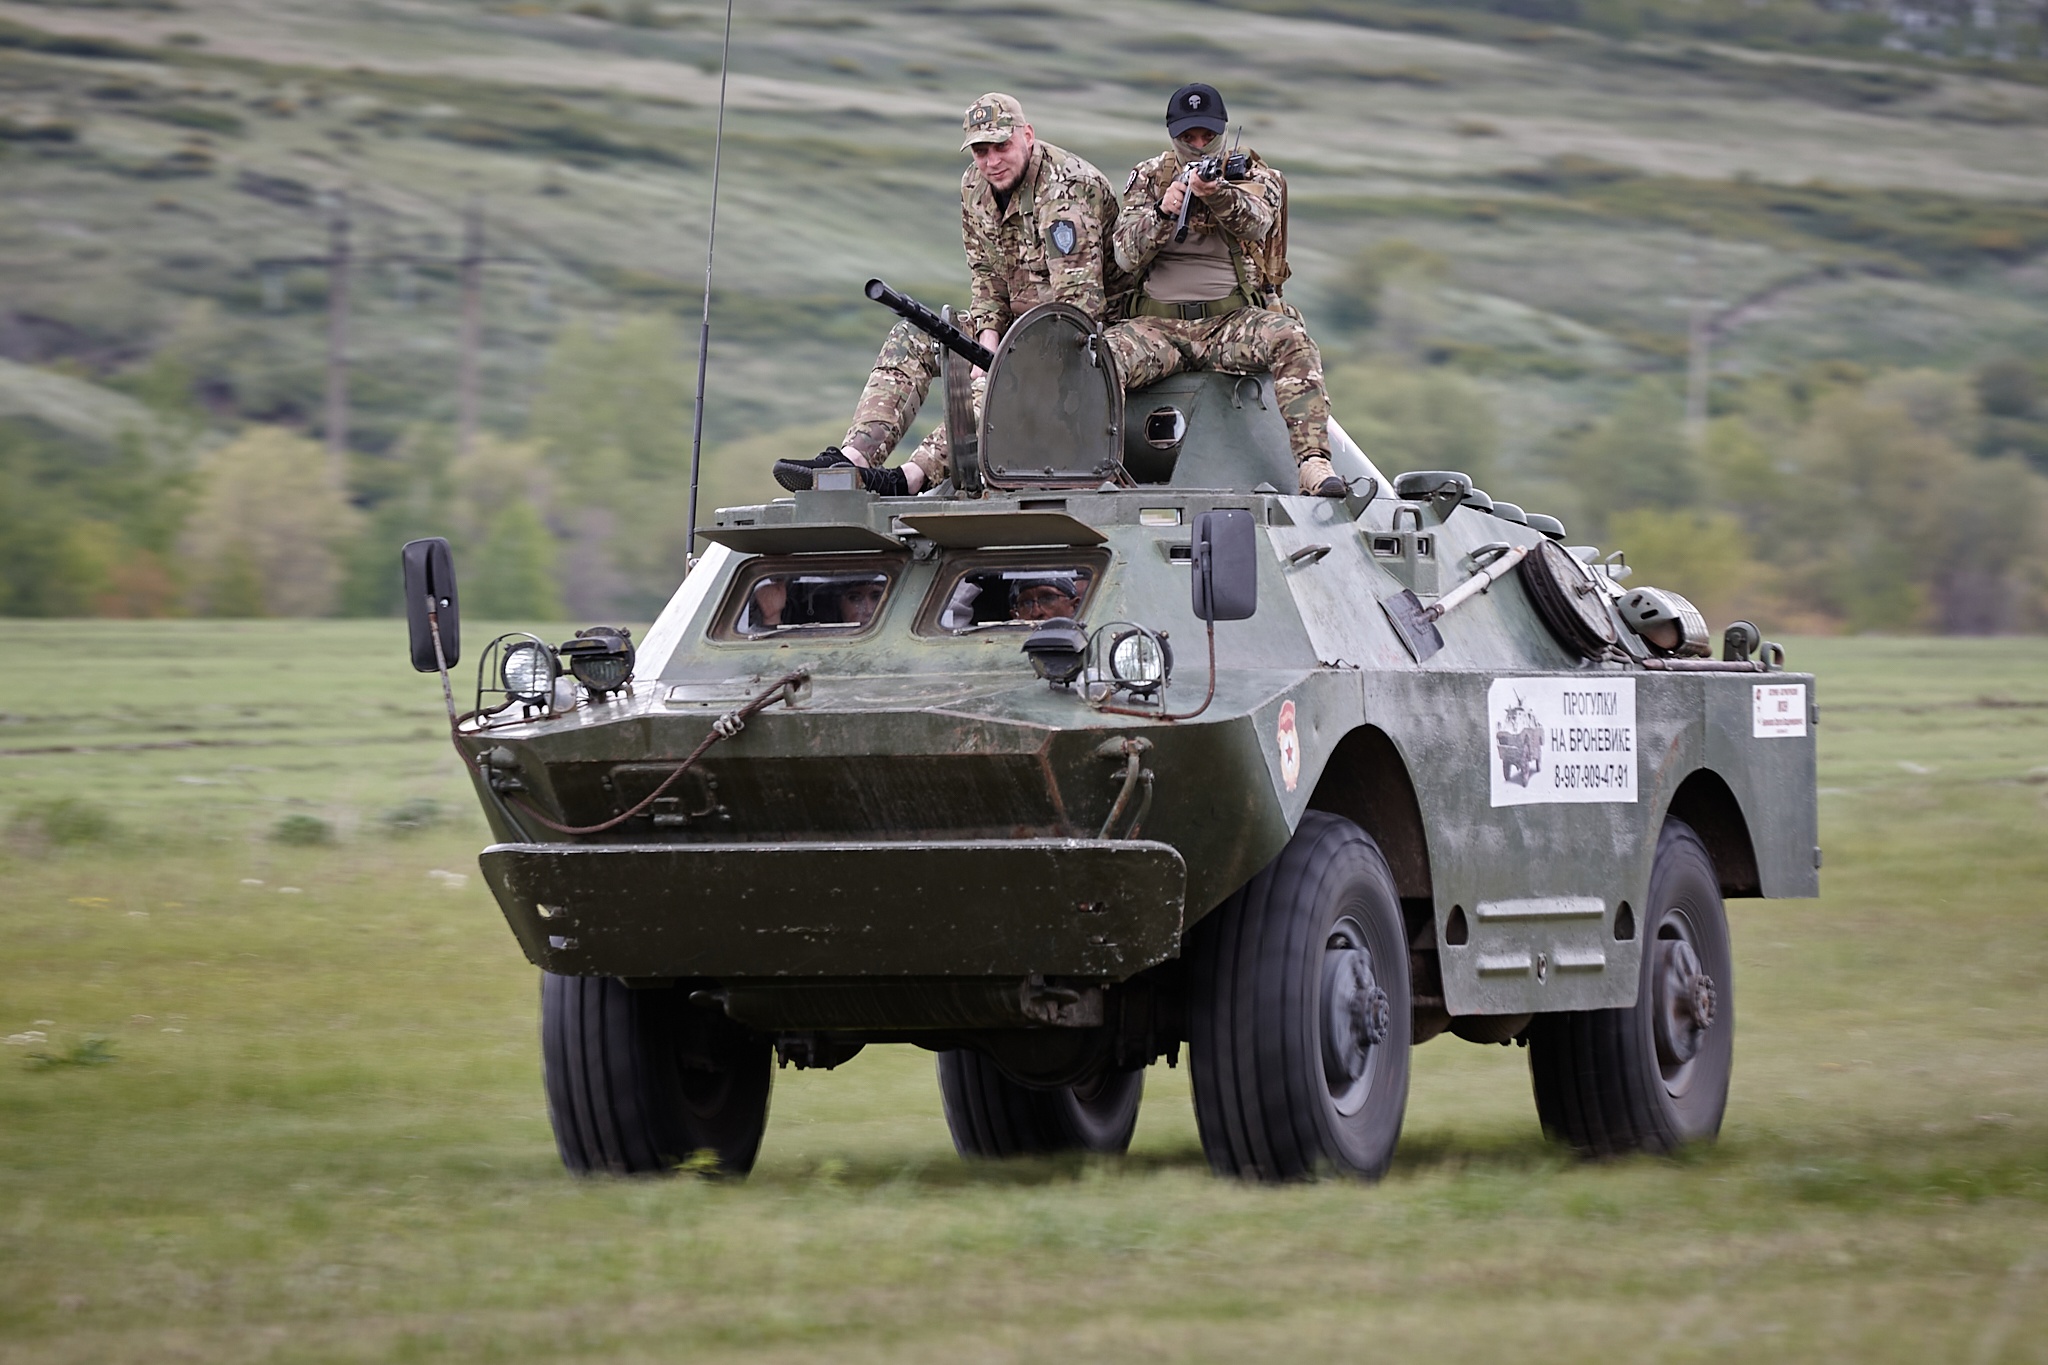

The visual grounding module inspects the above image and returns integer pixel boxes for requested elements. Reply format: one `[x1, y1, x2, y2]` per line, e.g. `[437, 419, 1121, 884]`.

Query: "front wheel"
[1527, 818, 1734, 1156]
[1185, 811, 1412, 1181]
[936, 1050, 1144, 1157]
[541, 973, 773, 1177]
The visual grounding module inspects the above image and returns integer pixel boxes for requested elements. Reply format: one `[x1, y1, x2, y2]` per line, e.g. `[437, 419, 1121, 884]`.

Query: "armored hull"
[468, 483, 1814, 1012]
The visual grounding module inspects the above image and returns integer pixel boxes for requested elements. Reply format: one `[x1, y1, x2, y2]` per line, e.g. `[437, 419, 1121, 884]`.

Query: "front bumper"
[480, 838, 1188, 980]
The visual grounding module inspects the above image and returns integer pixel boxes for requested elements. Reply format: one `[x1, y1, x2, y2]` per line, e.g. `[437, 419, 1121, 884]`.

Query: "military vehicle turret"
[405, 298, 1817, 1181]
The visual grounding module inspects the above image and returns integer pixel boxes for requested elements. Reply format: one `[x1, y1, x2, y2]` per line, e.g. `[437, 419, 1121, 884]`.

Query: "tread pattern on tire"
[541, 973, 771, 1176]
[936, 1050, 1142, 1158]
[1186, 811, 1411, 1182]
[1527, 818, 1732, 1157]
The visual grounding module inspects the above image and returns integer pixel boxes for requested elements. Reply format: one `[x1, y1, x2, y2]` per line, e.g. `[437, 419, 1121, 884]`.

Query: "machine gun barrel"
[864, 278, 995, 372]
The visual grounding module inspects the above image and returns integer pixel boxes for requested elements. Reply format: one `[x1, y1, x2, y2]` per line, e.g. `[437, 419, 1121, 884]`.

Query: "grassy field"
[3, 622, 2047, 1362]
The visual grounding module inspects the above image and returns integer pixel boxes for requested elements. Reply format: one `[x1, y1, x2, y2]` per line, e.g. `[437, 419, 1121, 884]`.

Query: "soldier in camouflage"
[774, 93, 1121, 496]
[1104, 83, 1343, 497]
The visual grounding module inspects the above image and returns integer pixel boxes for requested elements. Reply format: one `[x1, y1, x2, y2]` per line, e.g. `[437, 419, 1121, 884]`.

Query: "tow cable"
[490, 670, 808, 836]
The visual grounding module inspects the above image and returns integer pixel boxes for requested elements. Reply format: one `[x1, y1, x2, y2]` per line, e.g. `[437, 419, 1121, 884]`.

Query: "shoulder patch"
[1049, 219, 1077, 256]
[1123, 166, 1141, 195]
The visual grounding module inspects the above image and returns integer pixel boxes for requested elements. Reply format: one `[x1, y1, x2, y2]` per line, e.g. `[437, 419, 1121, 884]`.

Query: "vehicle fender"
[1663, 768, 1760, 897]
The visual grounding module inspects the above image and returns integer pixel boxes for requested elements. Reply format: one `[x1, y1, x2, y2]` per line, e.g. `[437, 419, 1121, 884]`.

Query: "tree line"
[5, 312, 2047, 634]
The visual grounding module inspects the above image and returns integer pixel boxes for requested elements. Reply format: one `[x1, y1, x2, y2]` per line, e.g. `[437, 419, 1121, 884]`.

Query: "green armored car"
[405, 297, 1818, 1181]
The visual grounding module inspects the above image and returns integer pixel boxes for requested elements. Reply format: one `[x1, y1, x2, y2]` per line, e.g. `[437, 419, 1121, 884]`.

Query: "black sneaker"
[859, 464, 911, 497]
[772, 447, 852, 492]
[772, 447, 912, 497]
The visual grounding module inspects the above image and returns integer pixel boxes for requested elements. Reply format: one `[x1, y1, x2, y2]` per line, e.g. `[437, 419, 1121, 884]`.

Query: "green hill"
[3, 0, 2047, 622]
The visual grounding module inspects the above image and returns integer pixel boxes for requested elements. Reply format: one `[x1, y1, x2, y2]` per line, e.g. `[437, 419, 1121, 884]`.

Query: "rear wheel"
[1186, 811, 1412, 1181]
[541, 973, 773, 1177]
[1527, 818, 1733, 1156]
[936, 1050, 1144, 1157]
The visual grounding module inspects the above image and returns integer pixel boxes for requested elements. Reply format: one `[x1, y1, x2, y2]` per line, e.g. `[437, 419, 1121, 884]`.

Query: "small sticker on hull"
[1753, 683, 1807, 738]
[1277, 699, 1301, 793]
[1489, 678, 1636, 807]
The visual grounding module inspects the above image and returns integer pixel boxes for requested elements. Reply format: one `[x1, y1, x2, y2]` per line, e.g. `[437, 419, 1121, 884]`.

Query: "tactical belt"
[1133, 290, 1253, 321]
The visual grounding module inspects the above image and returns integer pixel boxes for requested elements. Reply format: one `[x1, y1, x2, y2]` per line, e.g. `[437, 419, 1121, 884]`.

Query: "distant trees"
[8, 292, 2048, 637]
[0, 419, 184, 618]
[1549, 366, 2048, 634]
[1758, 374, 2046, 633]
[451, 435, 565, 620]
[528, 316, 697, 619]
[180, 427, 362, 617]
[1326, 361, 1500, 492]
[1325, 350, 2048, 634]
[1563, 379, 1700, 537]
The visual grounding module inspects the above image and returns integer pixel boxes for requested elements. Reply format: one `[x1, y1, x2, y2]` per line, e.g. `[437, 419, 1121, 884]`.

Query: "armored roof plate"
[694, 524, 903, 555]
[897, 510, 1107, 549]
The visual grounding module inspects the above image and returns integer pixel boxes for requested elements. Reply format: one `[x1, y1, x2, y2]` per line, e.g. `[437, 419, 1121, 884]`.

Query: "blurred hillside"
[3, 0, 2048, 626]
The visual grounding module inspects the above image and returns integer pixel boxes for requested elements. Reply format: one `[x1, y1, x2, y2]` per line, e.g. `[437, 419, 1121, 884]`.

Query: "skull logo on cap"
[1187, 93, 1203, 109]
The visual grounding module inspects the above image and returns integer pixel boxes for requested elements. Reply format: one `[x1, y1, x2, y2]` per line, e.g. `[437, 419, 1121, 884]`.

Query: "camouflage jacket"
[961, 140, 1122, 338]
[1113, 148, 1289, 300]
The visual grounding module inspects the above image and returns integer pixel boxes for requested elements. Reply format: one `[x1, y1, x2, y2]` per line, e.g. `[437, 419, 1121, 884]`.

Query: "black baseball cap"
[1166, 83, 1227, 138]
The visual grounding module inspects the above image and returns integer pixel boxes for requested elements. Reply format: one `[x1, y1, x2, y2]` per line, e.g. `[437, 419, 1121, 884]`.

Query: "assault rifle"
[864, 278, 995, 372]
[1173, 128, 1251, 244]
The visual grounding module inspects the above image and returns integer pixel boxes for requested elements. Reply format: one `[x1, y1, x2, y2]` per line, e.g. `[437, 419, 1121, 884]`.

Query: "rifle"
[1172, 128, 1251, 244]
[864, 278, 995, 371]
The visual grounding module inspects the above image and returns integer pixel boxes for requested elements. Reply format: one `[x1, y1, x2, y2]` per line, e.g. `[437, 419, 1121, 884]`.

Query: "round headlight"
[1110, 629, 1168, 696]
[501, 641, 556, 704]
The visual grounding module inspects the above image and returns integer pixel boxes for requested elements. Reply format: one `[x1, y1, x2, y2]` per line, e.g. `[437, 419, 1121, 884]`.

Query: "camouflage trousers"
[1101, 307, 1329, 466]
[841, 319, 983, 486]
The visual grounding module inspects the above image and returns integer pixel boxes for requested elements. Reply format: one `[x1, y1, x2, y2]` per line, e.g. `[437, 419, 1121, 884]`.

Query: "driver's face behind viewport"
[1013, 583, 1079, 622]
[749, 578, 787, 628]
[834, 580, 887, 626]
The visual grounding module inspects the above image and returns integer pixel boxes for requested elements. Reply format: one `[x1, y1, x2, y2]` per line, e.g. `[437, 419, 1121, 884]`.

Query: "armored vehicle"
[405, 297, 1818, 1181]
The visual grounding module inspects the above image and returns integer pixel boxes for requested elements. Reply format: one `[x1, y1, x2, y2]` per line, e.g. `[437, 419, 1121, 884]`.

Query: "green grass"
[2, 623, 2046, 1359]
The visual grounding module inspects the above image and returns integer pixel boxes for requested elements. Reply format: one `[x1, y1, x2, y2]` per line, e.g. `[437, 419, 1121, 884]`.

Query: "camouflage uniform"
[844, 128, 1120, 485]
[1102, 149, 1332, 490]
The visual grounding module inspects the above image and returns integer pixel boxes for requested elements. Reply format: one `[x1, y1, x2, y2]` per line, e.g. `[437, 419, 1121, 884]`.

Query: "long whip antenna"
[685, 0, 735, 564]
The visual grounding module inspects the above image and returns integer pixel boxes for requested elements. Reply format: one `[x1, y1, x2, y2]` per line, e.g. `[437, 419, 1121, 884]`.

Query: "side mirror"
[402, 537, 460, 672]
[1191, 509, 1257, 622]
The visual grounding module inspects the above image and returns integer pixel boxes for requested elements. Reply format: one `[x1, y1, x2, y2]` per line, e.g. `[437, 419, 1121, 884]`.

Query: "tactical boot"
[772, 447, 911, 497]
[1297, 453, 1345, 498]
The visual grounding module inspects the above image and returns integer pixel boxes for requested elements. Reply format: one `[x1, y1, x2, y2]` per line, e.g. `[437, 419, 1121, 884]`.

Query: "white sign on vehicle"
[1753, 682, 1808, 738]
[1488, 677, 1637, 807]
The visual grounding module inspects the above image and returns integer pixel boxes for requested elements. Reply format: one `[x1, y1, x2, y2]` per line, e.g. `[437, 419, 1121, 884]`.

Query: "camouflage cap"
[1012, 572, 1081, 603]
[961, 92, 1026, 150]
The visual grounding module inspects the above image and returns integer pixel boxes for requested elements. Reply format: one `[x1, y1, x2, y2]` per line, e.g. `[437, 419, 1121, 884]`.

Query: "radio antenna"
[684, 0, 736, 564]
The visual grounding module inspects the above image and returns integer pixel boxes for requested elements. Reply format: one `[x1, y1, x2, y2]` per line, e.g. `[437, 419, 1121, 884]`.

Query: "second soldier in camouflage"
[1104, 83, 1342, 497]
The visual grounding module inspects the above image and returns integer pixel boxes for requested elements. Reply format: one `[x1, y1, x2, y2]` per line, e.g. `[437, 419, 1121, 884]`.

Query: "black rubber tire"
[1527, 818, 1734, 1157]
[541, 973, 773, 1177]
[936, 1050, 1144, 1158]
[1185, 811, 1412, 1181]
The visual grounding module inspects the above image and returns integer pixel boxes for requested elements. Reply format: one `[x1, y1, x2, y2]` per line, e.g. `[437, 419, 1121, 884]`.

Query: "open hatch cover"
[979, 301, 1125, 490]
